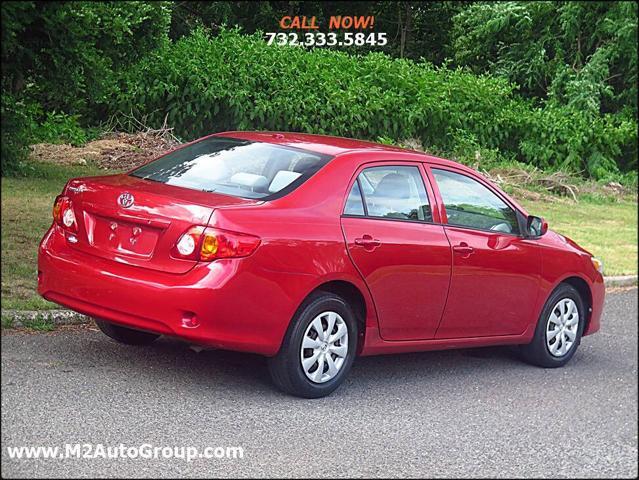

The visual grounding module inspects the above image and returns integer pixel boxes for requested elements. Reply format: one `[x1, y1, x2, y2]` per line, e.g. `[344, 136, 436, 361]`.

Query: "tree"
[450, 1, 638, 117]
[1, 1, 173, 122]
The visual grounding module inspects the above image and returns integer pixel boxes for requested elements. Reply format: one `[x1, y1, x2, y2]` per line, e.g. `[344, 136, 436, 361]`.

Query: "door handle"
[453, 242, 474, 256]
[354, 235, 381, 250]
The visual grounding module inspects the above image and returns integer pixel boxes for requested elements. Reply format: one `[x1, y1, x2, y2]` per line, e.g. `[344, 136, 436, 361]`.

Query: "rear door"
[340, 163, 452, 341]
[427, 166, 541, 338]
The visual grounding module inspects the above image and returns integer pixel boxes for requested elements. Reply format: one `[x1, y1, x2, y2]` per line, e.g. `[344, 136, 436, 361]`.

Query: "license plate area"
[86, 213, 161, 257]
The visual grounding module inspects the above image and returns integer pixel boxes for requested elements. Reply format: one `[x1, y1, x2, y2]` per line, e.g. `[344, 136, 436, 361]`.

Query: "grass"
[1, 162, 110, 310]
[1, 312, 55, 331]
[521, 197, 637, 276]
[21, 313, 56, 331]
[0, 161, 636, 311]
[1, 313, 15, 329]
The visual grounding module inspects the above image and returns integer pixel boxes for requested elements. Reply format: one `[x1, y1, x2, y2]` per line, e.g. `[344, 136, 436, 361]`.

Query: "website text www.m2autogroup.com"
[5, 443, 244, 462]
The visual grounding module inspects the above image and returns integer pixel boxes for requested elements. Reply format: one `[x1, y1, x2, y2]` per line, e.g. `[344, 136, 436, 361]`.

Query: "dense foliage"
[451, 1, 638, 117]
[2, 1, 171, 119]
[168, 1, 637, 117]
[2, 1, 172, 174]
[1, 1, 637, 181]
[1, 94, 33, 174]
[116, 29, 636, 179]
[168, 1, 467, 63]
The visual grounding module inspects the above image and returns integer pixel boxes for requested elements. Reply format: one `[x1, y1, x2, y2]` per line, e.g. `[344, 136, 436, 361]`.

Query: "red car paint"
[38, 131, 604, 356]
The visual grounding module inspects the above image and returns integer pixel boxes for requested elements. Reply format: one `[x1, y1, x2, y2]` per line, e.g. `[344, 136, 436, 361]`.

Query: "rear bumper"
[38, 226, 297, 355]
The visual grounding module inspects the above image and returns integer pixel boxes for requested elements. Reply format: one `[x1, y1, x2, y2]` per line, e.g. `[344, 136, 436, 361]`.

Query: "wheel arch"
[558, 275, 593, 332]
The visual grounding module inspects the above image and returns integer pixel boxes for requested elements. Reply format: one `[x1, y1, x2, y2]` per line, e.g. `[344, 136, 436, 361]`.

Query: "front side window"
[344, 166, 432, 222]
[131, 137, 331, 200]
[432, 168, 520, 234]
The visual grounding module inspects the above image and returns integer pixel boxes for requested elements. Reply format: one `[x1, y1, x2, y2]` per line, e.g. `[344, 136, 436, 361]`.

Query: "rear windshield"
[130, 137, 331, 200]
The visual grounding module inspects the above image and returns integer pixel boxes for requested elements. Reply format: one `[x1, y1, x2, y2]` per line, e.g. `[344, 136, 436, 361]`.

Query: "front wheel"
[268, 292, 358, 398]
[519, 284, 585, 368]
[94, 319, 160, 345]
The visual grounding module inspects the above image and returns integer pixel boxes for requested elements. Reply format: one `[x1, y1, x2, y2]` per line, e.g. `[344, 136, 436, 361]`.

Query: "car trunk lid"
[64, 174, 259, 274]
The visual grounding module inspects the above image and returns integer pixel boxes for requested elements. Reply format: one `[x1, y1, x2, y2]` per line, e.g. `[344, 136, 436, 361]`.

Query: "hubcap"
[300, 311, 349, 384]
[546, 298, 579, 357]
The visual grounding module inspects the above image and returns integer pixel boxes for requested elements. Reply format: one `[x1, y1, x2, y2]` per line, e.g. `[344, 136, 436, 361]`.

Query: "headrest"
[374, 173, 411, 199]
[229, 172, 269, 190]
[269, 170, 302, 193]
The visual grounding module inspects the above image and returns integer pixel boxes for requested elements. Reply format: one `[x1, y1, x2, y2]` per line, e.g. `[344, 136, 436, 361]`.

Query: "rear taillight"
[52, 195, 77, 231]
[171, 226, 260, 262]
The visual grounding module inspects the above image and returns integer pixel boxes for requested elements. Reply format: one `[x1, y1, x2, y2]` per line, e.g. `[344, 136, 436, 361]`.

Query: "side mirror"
[527, 215, 548, 237]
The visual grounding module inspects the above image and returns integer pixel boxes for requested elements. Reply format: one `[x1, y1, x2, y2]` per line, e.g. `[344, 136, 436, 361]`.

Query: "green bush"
[0, 94, 38, 176]
[0, 97, 100, 176]
[518, 104, 637, 178]
[115, 29, 636, 179]
[1, 1, 173, 175]
[31, 112, 97, 147]
[2, 1, 172, 123]
[117, 29, 514, 147]
[450, 1, 638, 117]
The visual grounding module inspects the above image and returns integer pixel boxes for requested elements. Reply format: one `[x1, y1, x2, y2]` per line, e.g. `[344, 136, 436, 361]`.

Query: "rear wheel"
[94, 319, 160, 345]
[519, 284, 585, 368]
[267, 292, 358, 398]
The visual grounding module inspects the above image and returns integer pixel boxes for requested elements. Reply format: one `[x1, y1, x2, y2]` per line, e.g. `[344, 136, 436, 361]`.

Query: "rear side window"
[131, 137, 331, 200]
[344, 181, 365, 216]
[432, 168, 520, 234]
[344, 166, 432, 222]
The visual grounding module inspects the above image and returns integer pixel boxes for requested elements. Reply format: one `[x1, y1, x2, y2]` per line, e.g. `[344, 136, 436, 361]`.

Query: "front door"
[429, 167, 541, 338]
[341, 164, 452, 341]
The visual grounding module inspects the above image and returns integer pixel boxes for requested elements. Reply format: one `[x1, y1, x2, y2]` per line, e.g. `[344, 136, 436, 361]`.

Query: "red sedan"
[38, 132, 605, 398]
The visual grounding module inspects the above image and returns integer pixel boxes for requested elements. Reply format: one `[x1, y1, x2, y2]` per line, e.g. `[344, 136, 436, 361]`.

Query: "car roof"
[216, 130, 434, 156]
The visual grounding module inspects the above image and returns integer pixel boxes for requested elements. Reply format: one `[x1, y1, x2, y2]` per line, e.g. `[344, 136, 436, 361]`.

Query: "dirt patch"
[29, 131, 182, 171]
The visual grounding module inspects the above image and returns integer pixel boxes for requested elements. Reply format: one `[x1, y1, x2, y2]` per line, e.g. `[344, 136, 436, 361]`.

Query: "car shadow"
[60, 329, 530, 399]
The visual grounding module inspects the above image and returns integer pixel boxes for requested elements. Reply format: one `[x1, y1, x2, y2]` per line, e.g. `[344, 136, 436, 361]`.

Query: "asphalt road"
[2, 289, 637, 478]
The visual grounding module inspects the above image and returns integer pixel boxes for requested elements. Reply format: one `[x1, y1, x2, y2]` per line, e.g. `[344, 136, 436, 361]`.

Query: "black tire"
[267, 291, 358, 398]
[519, 283, 585, 368]
[94, 319, 160, 345]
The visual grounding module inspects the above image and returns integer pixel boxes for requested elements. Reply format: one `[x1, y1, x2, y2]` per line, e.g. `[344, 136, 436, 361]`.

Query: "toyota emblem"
[117, 192, 134, 208]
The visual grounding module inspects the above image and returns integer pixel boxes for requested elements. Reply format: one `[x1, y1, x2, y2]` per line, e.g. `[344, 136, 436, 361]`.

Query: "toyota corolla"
[38, 132, 605, 398]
